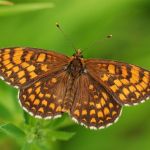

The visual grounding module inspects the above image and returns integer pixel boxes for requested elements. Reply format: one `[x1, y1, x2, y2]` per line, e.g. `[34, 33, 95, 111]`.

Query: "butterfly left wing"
[0, 47, 69, 88]
[85, 59, 150, 106]
[19, 70, 71, 119]
[70, 74, 122, 129]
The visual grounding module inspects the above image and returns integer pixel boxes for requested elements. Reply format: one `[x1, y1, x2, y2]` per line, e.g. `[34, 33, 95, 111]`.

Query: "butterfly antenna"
[56, 22, 77, 52]
[86, 34, 112, 51]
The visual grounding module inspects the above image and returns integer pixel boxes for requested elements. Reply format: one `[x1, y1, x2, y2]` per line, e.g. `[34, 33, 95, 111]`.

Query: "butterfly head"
[73, 49, 83, 58]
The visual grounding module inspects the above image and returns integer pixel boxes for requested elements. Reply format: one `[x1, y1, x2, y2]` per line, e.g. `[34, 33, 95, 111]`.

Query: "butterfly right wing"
[0, 47, 69, 88]
[70, 74, 122, 129]
[85, 59, 150, 106]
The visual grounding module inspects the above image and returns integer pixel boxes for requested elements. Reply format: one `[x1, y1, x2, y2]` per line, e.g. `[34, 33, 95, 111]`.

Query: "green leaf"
[47, 130, 75, 141]
[0, 103, 12, 120]
[0, 2, 54, 16]
[0, 1, 14, 6]
[0, 123, 26, 140]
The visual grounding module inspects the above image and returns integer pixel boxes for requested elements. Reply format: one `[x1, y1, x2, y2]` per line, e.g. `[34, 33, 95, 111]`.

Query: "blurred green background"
[0, 0, 150, 150]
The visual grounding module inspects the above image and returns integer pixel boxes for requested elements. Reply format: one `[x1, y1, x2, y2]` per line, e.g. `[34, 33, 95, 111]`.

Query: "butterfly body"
[0, 47, 149, 130]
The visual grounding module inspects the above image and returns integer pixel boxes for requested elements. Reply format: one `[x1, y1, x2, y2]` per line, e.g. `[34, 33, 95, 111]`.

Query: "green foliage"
[0, 0, 150, 150]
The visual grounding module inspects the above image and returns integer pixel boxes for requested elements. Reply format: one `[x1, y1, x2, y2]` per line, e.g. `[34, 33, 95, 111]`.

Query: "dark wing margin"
[0, 47, 69, 88]
[85, 59, 150, 106]
[70, 73, 122, 129]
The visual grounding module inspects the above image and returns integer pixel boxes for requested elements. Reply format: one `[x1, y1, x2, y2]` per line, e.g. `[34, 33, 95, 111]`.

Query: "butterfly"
[0, 47, 149, 130]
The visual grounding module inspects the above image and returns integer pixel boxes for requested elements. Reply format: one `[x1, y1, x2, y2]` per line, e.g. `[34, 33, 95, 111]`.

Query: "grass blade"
[0, 2, 54, 16]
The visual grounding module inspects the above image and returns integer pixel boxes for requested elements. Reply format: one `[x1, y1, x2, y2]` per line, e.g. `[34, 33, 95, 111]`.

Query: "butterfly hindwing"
[70, 74, 122, 129]
[19, 70, 70, 119]
[85, 59, 150, 106]
[0, 47, 69, 88]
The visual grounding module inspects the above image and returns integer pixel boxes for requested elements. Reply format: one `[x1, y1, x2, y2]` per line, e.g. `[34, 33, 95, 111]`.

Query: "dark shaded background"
[0, 0, 150, 150]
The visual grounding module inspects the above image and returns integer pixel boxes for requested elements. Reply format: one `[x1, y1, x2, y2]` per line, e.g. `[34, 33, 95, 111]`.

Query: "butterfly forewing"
[0, 47, 69, 88]
[85, 59, 150, 106]
[70, 74, 122, 129]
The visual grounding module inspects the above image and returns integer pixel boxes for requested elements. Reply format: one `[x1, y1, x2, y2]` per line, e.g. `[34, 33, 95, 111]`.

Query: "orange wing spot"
[38, 107, 44, 113]
[94, 95, 98, 99]
[27, 65, 35, 72]
[25, 101, 30, 106]
[39, 93, 44, 98]
[56, 106, 61, 112]
[28, 88, 32, 94]
[29, 94, 35, 102]
[140, 81, 147, 89]
[13, 58, 21, 64]
[6, 71, 12, 77]
[74, 109, 80, 116]
[143, 76, 149, 83]
[96, 103, 101, 109]
[14, 48, 23, 51]
[34, 99, 40, 105]
[35, 87, 41, 94]
[90, 118, 96, 123]
[129, 86, 136, 92]
[100, 98, 106, 106]
[89, 102, 95, 106]
[25, 52, 33, 61]
[51, 78, 57, 83]
[136, 84, 143, 92]
[109, 103, 113, 109]
[17, 71, 25, 78]
[42, 100, 48, 106]
[53, 95, 57, 99]
[108, 64, 115, 74]
[58, 99, 63, 103]
[6, 63, 13, 69]
[121, 79, 129, 85]
[35, 81, 41, 87]
[98, 111, 103, 118]
[23, 95, 26, 99]
[121, 66, 128, 77]
[49, 103, 55, 110]
[3, 54, 10, 60]
[12, 66, 19, 72]
[45, 94, 51, 98]
[130, 77, 139, 84]
[119, 94, 126, 101]
[112, 111, 117, 116]
[37, 53, 46, 62]
[41, 64, 48, 72]
[102, 92, 108, 100]
[82, 110, 87, 115]
[135, 92, 140, 99]
[21, 62, 30, 68]
[19, 77, 26, 84]
[4, 48, 10, 52]
[90, 109, 96, 115]
[106, 117, 111, 121]
[2, 60, 10, 65]
[110, 85, 119, 92]
[104, 107, 110, 116]
[101, 74, 109, 81]
[29, 72, 37, 79]
[122, 88, 130, 96]
[114, 79, 122, 87]
[89, 84, 94, 90]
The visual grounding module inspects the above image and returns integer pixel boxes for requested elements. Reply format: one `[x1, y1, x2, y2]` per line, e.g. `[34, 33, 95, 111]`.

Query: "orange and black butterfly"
[0, 47, 150, 130]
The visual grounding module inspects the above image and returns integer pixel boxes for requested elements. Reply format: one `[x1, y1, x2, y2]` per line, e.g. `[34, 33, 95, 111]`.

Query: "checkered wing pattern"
[19, 70, 70, 119]
[70, 74, 122, 129]
[0, 47, 69, 88]
[85, 59, 150, 106]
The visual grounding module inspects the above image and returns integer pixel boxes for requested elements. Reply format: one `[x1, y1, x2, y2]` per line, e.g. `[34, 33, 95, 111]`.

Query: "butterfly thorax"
[67, 56, 85, 78]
